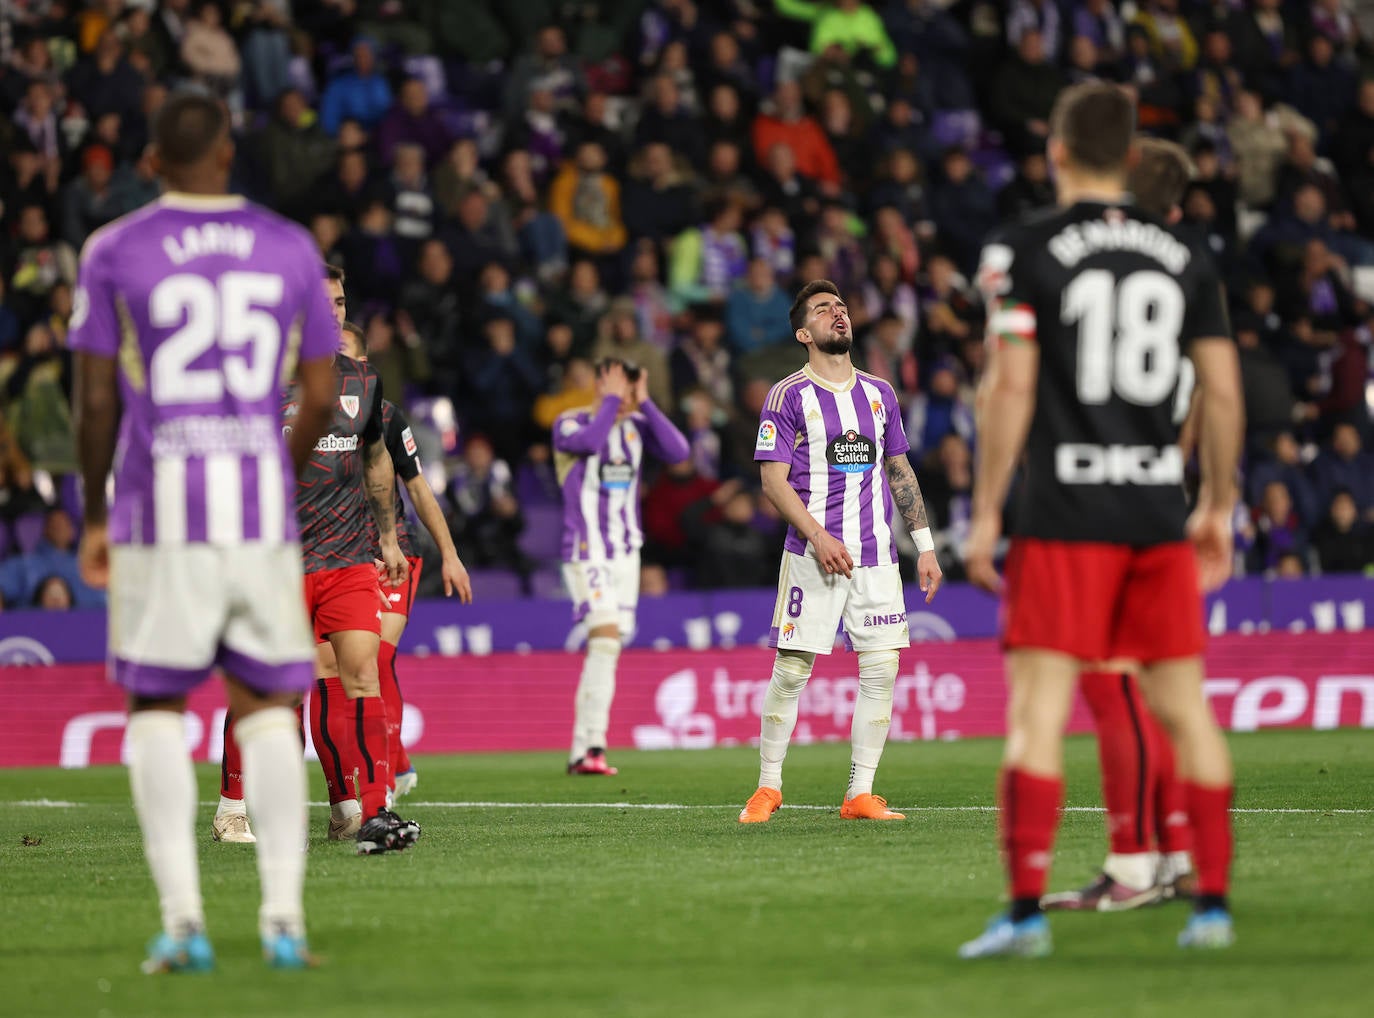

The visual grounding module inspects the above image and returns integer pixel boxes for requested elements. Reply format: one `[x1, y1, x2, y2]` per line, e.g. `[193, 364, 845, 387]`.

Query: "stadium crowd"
[2, 0, 1373, 609]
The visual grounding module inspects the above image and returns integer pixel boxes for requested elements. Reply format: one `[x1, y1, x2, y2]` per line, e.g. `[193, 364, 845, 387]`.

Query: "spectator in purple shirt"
[1073, 0, 1126, 63]
[377, 78, 452, 169]
[1248, 479, 1309, 574]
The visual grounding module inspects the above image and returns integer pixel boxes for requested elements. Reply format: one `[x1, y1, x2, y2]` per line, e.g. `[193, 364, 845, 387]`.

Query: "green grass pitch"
[2, 730, 1369, 1018]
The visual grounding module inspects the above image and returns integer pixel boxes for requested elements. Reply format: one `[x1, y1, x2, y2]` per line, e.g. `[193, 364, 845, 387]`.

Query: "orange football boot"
[840, 793, 905, 820]
[738, 787, 783, 823]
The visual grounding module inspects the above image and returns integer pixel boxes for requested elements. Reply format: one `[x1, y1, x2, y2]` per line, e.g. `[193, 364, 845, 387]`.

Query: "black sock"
[1010, 897, 1042, 922]
[1195, 893, 1228, 914]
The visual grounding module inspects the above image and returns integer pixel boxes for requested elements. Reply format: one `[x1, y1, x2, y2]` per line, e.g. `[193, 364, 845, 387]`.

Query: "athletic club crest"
[339, 394, 359, 418]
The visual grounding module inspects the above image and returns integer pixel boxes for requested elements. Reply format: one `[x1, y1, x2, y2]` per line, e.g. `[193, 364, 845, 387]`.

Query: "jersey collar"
[803, 363, 856, 394]
[159, 192, 247, 212]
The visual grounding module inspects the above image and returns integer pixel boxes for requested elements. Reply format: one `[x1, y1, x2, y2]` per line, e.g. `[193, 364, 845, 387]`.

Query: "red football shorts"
[381, 555, 424, 616]
[1001, 538, 1205, 664]
[303, 562, 382, 642]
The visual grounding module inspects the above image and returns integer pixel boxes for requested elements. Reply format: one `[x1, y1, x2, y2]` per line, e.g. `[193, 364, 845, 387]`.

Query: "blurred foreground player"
[737, 280, 943, 824]
[335, 320, 473, 800]
[1047, 138, 1198, 911]
[71, 93, 338, 970]
[960, 84, 1242, 957]
[553, 358, 689, 774]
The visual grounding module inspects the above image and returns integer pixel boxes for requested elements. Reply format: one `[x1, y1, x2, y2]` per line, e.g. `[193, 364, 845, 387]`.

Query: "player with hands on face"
[553, 356, 690, 775]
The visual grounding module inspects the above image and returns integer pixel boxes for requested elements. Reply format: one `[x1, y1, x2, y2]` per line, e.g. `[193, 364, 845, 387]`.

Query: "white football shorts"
[768, 550, 910, 655]
[109, 542, 315, 697]
[563, 552, 640, 639]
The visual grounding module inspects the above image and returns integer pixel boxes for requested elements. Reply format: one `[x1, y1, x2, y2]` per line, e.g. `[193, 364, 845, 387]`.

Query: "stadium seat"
[517, 504, 563, 562]
[931, 109, 982, 151]
[529, 566, 567, 600]
[12, 513, 45, 555]
[515, 461, 557, 506]
[465, 569, 524, 601]
[59, 475, 82, 521]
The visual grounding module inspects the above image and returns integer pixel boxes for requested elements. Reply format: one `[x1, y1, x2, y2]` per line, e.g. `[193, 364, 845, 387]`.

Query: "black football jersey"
[366, 399, 422, 558]
[976, 200, 1230, 545]
[285, 353, 386, 573]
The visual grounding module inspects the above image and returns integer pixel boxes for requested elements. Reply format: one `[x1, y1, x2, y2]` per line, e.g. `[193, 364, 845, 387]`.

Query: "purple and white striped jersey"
[66, 194, 338, 547]
[553, 396, 690, 562]
[755, 365, 910, 567]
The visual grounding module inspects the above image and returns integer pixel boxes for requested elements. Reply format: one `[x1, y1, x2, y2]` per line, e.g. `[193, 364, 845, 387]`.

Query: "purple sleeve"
[882, 382, 910, 458]
[553, 398, 621, 454]
[754, 383, 797, 464]
[293, 230, 339, 363]
[66, 233, 119, 358]
[637, 398, 690, 464]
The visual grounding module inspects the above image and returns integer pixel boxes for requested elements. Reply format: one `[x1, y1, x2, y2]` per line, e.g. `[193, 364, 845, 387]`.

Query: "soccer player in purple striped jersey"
[553, 358, 690, 775]
[738, 279, 944, 824]
[69, 94, 337, 971]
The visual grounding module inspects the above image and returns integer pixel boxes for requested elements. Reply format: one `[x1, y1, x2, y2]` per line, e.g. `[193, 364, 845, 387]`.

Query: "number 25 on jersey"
[149, 271, 285, 405]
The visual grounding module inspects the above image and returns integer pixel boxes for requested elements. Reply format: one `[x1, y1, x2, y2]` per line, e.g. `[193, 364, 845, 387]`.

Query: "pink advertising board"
[5, 632, 1372, 768]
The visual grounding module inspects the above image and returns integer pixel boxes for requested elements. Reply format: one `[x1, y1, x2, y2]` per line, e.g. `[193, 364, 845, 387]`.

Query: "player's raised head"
[340, 320, 366, 360]
[789, 279, 844, 332]
[151, 92, 232, 186]
[790, 279, 851, 355]
[1129, 138, 1192, 221]
[1049, 83, 1137, 179]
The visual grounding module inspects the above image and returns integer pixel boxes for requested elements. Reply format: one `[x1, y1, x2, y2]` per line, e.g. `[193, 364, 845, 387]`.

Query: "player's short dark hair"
[342, 320, 365, 355]
[1129, 138, 1192, 218]
[596, 356, 641, 382]
[789, 279, 841, 333]
[153, 92, 227, 168]
[323, 263, 345, 283]
[1051, 83, 1137, 174]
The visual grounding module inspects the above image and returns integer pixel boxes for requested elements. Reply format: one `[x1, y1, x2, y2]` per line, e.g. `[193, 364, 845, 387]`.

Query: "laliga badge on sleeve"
[756, 420, 778, 452]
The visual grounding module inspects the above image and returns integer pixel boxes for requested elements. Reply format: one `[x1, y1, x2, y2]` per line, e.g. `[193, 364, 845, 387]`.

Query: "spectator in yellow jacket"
[548, 141, 629, 259]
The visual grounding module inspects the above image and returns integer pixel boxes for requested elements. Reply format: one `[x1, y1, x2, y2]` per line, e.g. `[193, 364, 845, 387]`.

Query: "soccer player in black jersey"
[960, 84, 1244, 957]
[333, 320, 472, 802]
[1047, 139, 1200, 912]
[216, 266, 421, 856]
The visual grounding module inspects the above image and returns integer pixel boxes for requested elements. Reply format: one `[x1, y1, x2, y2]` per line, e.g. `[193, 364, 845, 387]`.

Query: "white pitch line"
[403, 801, 1374, 815]
[10, 800, 1371, 815]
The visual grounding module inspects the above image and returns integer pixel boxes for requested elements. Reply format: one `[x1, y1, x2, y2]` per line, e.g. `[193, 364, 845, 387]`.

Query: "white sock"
[127, 710, 204, 937]
[1165, 850, 1193, 877]
[758, 650, 814, 791]
[571, 636, 620, 761]
[1104, 851, 1160, 891]
[216, 794, 246, 816]
[847, 650, 898, 799]
[237, 707, 308, 940]
[331, 799, 361, 822]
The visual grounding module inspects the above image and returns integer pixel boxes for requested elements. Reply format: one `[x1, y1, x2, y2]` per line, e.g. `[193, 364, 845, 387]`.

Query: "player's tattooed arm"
[363, 438, 398, 539]
[884, 455, 929, 533]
